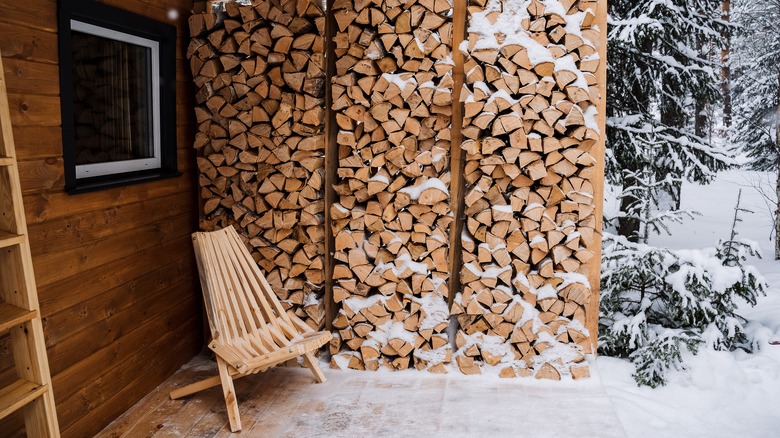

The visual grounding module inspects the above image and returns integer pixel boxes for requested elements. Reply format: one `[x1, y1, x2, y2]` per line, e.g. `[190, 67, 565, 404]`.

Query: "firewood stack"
[450, 0, 600, 380]
[187, 0, 328, 330]
[328, 0, 455, 373]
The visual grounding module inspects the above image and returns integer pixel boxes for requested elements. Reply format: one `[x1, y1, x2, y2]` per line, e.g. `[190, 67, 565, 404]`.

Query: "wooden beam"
[324, 0, 339, 332]
[586, 0, 608, 352]
[448, 0, 467, 307]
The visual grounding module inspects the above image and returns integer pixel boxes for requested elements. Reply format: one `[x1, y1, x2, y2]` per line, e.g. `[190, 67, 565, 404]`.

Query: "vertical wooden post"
[323, 0, 338, 331]
[448, 0, 467, 306]
[586, 0, 608, 349]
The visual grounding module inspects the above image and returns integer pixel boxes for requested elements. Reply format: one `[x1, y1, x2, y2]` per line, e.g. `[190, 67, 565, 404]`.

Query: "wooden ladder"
[0, 51, 60, 436]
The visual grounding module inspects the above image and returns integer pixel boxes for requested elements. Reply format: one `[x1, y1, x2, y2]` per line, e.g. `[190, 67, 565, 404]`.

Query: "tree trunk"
[775, 167, 780, 260]
[695, 31, 710, 140]
[615, 35, 652, 242]
[661, 71, 684, 211]
[618, 174, 641, 243]
[721, 0, 732, 128]
[775, 70, 780, 259]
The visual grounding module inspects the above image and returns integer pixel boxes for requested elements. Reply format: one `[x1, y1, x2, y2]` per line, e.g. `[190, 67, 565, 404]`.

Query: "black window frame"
[59, 0, 179, 194]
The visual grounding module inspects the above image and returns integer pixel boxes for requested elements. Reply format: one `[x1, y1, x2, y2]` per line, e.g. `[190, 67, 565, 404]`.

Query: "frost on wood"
[187, 0, 327, 331]
[452, 0, 601, 379]
[329, 0, 454, 373]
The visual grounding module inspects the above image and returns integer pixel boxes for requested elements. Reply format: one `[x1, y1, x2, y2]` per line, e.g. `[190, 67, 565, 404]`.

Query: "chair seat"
[210, 329, 332, 374]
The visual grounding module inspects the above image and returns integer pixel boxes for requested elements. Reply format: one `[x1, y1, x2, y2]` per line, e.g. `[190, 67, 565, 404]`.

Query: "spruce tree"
[607, 0, 733, 242]
[599, 233, 765, 387]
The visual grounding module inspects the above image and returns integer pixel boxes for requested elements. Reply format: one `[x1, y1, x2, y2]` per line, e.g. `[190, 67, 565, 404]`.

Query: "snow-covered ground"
[600, 170, 780, 437]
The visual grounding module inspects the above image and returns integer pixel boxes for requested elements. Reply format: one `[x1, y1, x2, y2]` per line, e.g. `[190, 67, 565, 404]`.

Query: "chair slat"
[213, 231, 263, 338]
[204, 232, 248, 342]
[197, 233, 237, 342]
[222, 228, 292, 341]
[216, 230, 283, 350]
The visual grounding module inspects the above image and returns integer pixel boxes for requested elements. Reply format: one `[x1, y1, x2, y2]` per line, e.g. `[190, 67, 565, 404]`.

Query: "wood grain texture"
[1, 58, 59, 95]
[0, 45, 60, 436]
[328, 0, 455, 373]
[0, 22, 58, 64]
[585, 0, 607, 348]
[11, 126, 62, 161]
[17, 157, 64, 194]
[0, 0, 57, 32]
[6, 94, 60, 127]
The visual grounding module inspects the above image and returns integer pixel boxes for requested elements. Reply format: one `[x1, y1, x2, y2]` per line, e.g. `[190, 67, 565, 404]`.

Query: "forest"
[600, 0, 779, 388]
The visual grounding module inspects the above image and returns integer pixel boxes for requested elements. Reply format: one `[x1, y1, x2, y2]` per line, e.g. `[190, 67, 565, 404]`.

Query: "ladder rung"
[0, 230, 25, 249]
[0, 379, 48, 421]
[0, 156, 13, 166]
[0, 303, 38, 334]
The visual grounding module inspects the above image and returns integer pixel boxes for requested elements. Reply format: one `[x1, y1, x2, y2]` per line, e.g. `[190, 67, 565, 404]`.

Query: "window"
[59, 0, 178, 192]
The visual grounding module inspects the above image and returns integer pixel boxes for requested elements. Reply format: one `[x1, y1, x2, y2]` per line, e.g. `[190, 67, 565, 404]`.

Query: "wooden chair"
[170, 226, 332, 432]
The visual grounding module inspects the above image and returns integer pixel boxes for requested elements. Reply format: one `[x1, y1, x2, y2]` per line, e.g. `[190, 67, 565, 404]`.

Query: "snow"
[369, 173, 389, 184]
[554, 55, 589, 89]
[486, 89, 519, 106]
[466, 1, 555, 66]
[491, 204, 513, 213]
[413, 292, 450, 331]
[375, 252, 429, 276]
[432, 148, 447, 163]
[369, 320, 418, 345]
[583, 105, 600, 133]
[535, 284, 557, 300]
[342, 294, 388, 313]
[601, 170, 780, 437]
[464, 262, 511, 279]
[380, 72, 417, 91]
[398, 177, 449, 200]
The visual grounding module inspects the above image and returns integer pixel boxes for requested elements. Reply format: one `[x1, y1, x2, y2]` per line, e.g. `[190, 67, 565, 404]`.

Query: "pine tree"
[731, 0, 780, 258]
[599, 192, 766, 387]
[599, 234, 765, 387]
[607, 0, 734, 242]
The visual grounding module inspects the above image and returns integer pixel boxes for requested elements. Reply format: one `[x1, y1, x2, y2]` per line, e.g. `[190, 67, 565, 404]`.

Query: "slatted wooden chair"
[170, 226, 332, 432]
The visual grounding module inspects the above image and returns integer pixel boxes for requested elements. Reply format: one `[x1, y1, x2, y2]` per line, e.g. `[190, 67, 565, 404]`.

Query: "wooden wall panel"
[0, 0, 201, 436]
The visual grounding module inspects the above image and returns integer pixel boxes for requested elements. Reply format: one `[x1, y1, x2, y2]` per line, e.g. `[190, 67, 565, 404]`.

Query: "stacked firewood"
[451, 0, 600, 380]
[328, 0, 455, 373]
[188, 0, 327, 330]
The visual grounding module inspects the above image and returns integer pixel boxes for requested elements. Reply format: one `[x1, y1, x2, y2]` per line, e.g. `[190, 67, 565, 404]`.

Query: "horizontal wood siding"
[0, 0, 201, 436]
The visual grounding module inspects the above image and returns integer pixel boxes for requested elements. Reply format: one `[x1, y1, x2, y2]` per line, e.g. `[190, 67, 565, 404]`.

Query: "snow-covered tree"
[731, 0, 780, 258]
[607, 0, 734, 242]
[599, 233, 766, 387]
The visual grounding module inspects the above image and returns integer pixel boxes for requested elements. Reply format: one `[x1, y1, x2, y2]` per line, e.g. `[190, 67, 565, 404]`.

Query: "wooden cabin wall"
[0, 0, 201, 436]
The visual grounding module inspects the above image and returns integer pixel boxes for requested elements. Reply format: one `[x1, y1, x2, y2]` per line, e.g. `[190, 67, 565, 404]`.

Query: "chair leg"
[217, 356, 242, 432]
[302, 351, 326, 383]
[170, 368, 247, 400]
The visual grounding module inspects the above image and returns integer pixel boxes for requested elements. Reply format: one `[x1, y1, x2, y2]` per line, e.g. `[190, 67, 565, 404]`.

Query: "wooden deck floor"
[96, 353, 626, 437]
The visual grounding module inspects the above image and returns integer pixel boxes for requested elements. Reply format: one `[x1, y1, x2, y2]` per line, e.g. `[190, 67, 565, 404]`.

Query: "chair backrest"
[192, 226, 301, 349]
